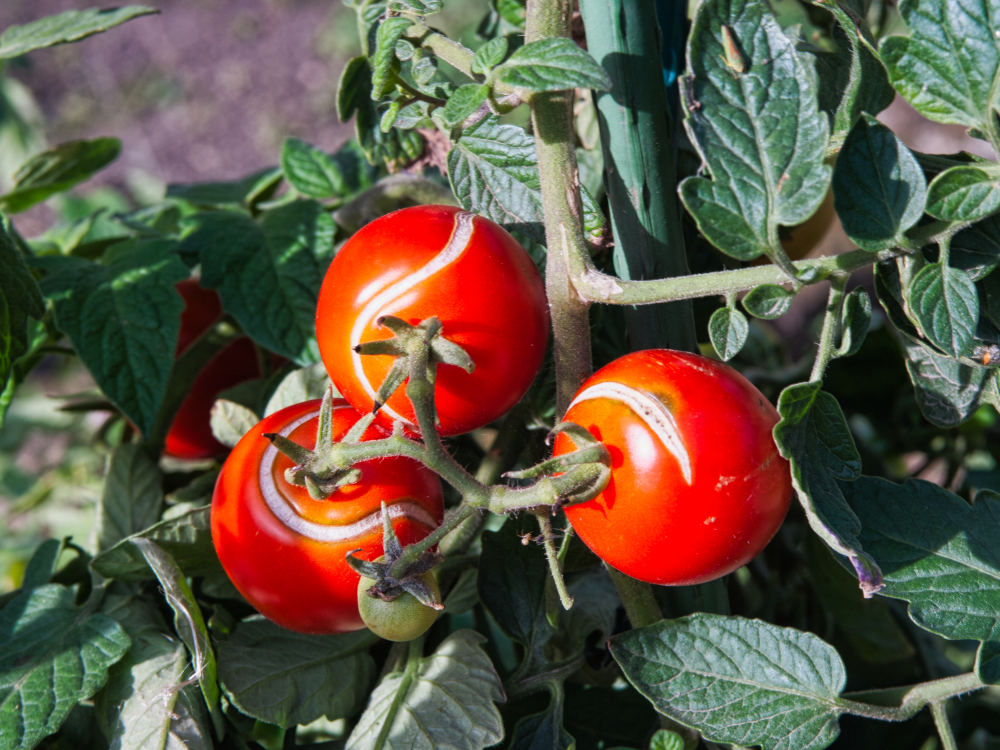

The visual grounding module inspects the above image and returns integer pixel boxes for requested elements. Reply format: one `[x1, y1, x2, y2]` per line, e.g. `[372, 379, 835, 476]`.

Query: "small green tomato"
[357, 564, 441, 642]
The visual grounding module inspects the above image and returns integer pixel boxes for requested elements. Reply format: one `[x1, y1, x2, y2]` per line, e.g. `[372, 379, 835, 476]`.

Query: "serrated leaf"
[90, 506, 218, 582]
[742, 284, 795, 319]
[166, 167, 282, 208]
[209, 399, 258, 449]
[708, 306, 749, 361]
[133, 540, 222, 737]
[0, 138, 121, 213]
[36, 239, 188, 437]
[281, 138, 348, 199]
[835, 286, 871, 358]
[95, 444, 163, 553]
[926, 164, 1000, 222]
[345, 630, 504, 750]
[0, 6, 157, 59]
[881, 0, 1000, 137]
[372, 17, 411, 100]
[902, 338, 994, 428]
[217, 618, 376, 728]
[909, 261, 979, 358]
[831, 115, 926, 251]
[472, 36, 508, 75]
[679, 0, 830, 261]
[495, 38, 610, 93]
[443, 84, 490, 127]
[388, 0, 443, 13]
[841, 476, 1000, 683]
[180, 200, 335, 365]
[0, 585, 130, 750]
[611, 614, 846, 750]
[774, 382, 883, 597]
[0, 221, 44, 390]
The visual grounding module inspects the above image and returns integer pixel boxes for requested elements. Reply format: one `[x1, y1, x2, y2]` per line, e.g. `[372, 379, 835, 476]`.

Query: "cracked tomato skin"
[315, 205, 549, 436]
[553, 350, 792, 586]
[211, 399, 444, 634]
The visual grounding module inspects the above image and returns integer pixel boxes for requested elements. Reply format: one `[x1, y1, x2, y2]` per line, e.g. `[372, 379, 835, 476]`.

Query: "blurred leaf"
[495, 38, 611, 93]
[345, 630, 504, 750]
[388, 0, 443, 13]
[443, 84, 490, 127]
[649, 730, 685, 750]
[742, 284, 795, 320]
[496, 0, 526, 29]
[902, 338, 994, 428]
[209, 399, 257, 449]
[36, 239, 188, 437]
[0, 585, 130, 750]
[166, 167, 282, 209]
[926, 164, 1000, 222]
[611, 614, 845, 750]
[679, 0, 830, 261]
[563, 567, 618, 648]
[842, 477, 1000, 683]
[181, 200, 335, 365]
[909, 260, 979, 358]
[836, 287, 871, 358]
[0, 138, 121, 214]
[708, 307, 749, 361]
[831, 115, 926, 251]
[217, 618, 376, 728]
[95, 444, 163, 553]
[0, 220, 44, 390]
[774, 382, 883, 597]
[22, 539, 65, 590]
[0, 6, 157, 59]
[443, 567, 479, 615]
[472, 37, 509, 74]
[264, 364, 331, 416]
[562, 682, 658, 750]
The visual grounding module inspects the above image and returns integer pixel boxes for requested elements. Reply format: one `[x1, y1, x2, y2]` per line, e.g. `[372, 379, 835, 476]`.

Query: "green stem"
[389, 505, 476, 578]
[408, 22, 516, 96]
[534, 510, 574, 609]
[839, 671, 983, 722]
[809, 275, 848, 382]
[931, 702, 958, 750]
[605, 565, 663, 627]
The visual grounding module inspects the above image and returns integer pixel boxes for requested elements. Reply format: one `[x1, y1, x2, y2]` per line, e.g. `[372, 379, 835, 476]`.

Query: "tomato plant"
[315, 205, 549, 436]
[211, 399, 444, 634]
[357, 559, 440, 642]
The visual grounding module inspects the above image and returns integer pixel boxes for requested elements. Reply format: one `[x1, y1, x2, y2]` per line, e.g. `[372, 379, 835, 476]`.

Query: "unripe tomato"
[165, 279, 263, 460]
[211, 399, 444, 634]
[553, 350, 792, 586]
[357, 559, 440, 642]
[315, 205, 549, 436]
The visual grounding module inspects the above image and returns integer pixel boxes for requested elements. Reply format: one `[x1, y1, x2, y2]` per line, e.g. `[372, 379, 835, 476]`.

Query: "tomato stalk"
[809, 273, 849, 383]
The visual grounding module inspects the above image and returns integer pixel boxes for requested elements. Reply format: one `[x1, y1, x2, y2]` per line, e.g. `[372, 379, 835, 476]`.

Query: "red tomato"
[211, 398, 444, 634]
[165, 279, 263, 460]
[553, 350, 792, 586]
[315, 205, 549, 436]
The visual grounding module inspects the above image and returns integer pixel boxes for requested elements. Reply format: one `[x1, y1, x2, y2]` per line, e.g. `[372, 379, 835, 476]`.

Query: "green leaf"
[742, 284, 795, 320]
[0, 6, 157, 59]
[166, 167, 282, 208]
[442, 84, 490, 128]
[835, 286, 871, 358]
[950, 214, 1000, 280]
[649, 729, 685, 750]
[281, 138, 347, 199]
[0, 138, 121, 213]
[679, 0, 830, 261]
[208, 399, 258, 449]
[22, 539, 65, 590]
[181, 200, 336, 365]
[372, 17, 411, 100]
[563, 567, 621, 648]
[217, 618, 376, 728]
[264, 364, 331, 416]
[37, 239, 188, 437]
[90, 505, 219, 582]
[0, 585, 130, 750]
[909, 261, 979, 358]
[841, 476, 1000, 683]
[902, 338, 994, 428]
[472, 36, 508, 75]
[496, 0, 527, 29]
[926, 164, 1000, 222]
[708, 306, 749, 361]
[774, 382, 883, 597]
[611, 614, 845, 750]
[94, 444, 163, 553]
[133, 539, 223, 737]
[509, 695, 574, 750]
[831, 115, 926, 251]
[388, 0, 443, 13]
[881, 0, 1000, 137]
[495, 38, 611, 93]
[345, 630, 504, 750]
[0, 220, 44, 390]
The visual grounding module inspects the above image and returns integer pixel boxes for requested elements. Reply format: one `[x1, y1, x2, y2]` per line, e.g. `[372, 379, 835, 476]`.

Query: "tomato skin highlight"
[553, 350, 792, 586]
[210, 399, 444, 634]
[315, 205, 550, 437]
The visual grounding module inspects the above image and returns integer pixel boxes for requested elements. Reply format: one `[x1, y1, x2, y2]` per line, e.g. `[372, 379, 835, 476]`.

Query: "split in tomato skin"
[210, 399, 444, 634]
[553, 349, 792, 586]
[165, 279, 263, 460]
[315, 205, 550, 437]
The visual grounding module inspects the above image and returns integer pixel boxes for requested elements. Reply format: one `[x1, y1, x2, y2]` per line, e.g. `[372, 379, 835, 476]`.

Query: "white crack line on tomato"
[349, 211, 477, 427]
[258, 408, 438, 541]
[567, 382, 693, 485]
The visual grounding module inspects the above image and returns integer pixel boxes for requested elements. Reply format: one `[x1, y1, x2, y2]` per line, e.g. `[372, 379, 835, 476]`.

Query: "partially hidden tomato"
[553, 349, 792, 586]
[315, 205, 550, 437]
[165, 279, 263, 460]
[357, 558, 440, 642]
[211, 398, 444, 634]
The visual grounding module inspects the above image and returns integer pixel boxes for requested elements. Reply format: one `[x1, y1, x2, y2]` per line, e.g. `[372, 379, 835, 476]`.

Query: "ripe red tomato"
[553, 350, 792, 586]
[211, 398, 444, 634]
[165, 279, 263, 460]
[315, 205, 549, 437]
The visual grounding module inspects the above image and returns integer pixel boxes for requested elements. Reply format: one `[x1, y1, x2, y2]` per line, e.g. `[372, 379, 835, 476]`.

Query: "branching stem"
[810, 274, 848, 382]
